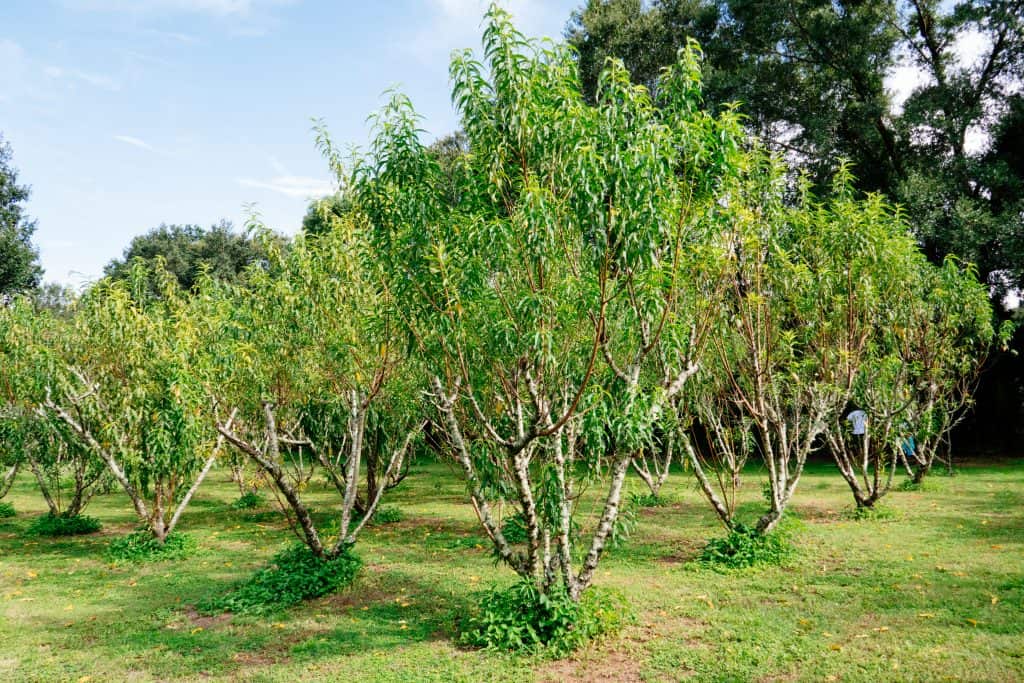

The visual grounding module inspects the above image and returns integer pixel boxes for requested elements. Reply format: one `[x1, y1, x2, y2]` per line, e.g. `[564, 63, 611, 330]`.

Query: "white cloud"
[405, 0, 569, 60]
[71, 70, 121, 90]
[113, 135, 157, 151]
[237, 175, 333, 199]
[41, 64, 121, 91]
[65, 0, 259, 16]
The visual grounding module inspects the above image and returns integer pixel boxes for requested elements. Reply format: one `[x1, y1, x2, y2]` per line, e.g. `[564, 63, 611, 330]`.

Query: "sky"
[0, 0, 581, 287]
[0, 1, 995, 288]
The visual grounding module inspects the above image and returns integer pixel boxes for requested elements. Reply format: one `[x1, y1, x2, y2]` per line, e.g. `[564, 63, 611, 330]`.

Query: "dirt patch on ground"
[184, 607, 232, 629]
[319, 586, 393, 610]
[230, 651, 286, 666]
[538, 649, 644, 683]
[792, 504, 842, 524]
[535, 616, 703, 682]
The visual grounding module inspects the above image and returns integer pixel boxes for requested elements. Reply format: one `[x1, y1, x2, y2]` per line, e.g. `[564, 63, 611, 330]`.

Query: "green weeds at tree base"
[373, 505, 403, 524]
[630, 492, 671, 508]
[0, 502, 15, 518]
[26, 512, 101, 537]
[845, 504, 899, 521]
[230, 492, 264, 510]
[459, 581, 631, 658]
[694, 522, 795, 570]
[897, 477, 945, 493]
[106, 531, 196, 563]
[199, 544, 362, 615]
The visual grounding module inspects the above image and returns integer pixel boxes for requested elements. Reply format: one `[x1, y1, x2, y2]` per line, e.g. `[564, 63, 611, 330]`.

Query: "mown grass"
[1, 458, 1022, 682]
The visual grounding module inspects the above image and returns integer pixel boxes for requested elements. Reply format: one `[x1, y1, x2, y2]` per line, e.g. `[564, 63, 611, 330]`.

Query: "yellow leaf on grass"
[966, 618, 979, 627]
[77, 677, 92, 683]
[191, 627, 203, 635]
[991, 595, 999, 605]
[917, 613, 935, 619]
[829, 644, 842, 651]
[26, 571, 37, 579]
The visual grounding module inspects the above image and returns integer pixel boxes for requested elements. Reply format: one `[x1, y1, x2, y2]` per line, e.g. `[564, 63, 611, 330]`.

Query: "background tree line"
[567, 0, 1024, 452]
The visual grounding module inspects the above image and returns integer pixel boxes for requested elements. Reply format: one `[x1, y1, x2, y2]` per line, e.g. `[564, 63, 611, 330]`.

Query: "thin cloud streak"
[113, 135, 157, 151]
[237, 175, 333, 199]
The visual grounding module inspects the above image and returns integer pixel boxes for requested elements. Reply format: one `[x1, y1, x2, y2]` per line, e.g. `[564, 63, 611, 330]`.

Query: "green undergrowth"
[106, 530, 196, 563]
[459, 580, 631, 657]
[373, 505, 403, 524]
[199, 544, 362, 615]
[693, 519, 799, 571]
[629, 491, 673, 508]
[0, 501, 15, 518]
[846, 503, 899, 521]
[230, 491, 264, 509]
[26, 512, 101, 536]
[898, 477, 946, 492]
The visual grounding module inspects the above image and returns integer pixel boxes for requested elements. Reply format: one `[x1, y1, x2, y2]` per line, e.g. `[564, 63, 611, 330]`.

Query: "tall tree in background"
[104, 221, 271, 292]
[0, 134, 43, 295]
[567, 0, 1024, 292]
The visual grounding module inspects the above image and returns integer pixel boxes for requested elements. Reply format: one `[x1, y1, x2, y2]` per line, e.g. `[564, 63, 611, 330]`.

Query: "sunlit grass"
[0, 458, 1021, 681]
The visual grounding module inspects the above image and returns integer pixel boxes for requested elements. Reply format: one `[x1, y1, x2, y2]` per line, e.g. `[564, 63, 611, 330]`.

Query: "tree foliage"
[567, 0, 1024, 290]
[0, 134, 42, 295]
[104, 221, 272, 293]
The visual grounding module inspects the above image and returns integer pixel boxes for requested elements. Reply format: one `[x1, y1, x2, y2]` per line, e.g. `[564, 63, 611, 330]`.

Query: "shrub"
[897, 477, 945, 493]
[845, 504, 898, 521]
[26, 512, 101, 537]
[695, 522, 794, 570]
[231, 491, 264, 510]
[629, 492, 670, 508]
[200, 544, 362, 615]
[459, 580, 630, 657]
[107, 531, 196, 563]
[373, 505, 403, 524]
[0, 502, 15, 519]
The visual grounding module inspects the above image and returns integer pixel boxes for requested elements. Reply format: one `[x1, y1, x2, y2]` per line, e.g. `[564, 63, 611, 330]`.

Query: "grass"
[0, 458, 1022, 681]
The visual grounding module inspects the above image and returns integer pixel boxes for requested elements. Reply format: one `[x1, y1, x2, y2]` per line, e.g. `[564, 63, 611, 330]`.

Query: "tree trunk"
[0, 463, 19, 499]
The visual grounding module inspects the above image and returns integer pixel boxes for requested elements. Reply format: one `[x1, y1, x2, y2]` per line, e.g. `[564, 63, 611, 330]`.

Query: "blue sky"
[0, 0, 580, 286]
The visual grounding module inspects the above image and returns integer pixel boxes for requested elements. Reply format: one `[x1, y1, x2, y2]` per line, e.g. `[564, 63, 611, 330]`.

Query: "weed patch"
[231, 491, 264, 510]
[200, 544, 361, 615]
[693, 522, 794, 570]
[106, 531, 196, 563]
[26, 512, 101, 537]
[459, 580, 631, 657]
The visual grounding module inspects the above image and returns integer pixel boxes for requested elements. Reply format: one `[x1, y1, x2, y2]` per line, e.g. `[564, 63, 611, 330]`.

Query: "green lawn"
[1, 459, 1022, 682]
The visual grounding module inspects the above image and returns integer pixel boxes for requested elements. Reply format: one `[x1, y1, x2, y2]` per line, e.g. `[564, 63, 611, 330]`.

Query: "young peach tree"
[198, 220, 423, 562]
[5, 266, 226, 544]
[350, 8, 739, 602]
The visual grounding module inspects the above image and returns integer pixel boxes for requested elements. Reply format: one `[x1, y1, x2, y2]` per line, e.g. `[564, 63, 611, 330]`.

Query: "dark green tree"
[301, 194, 350, 238]
[567, 0, 1024, 289]
[104, 221, 269, 292]
[0, 134, 43, 295]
